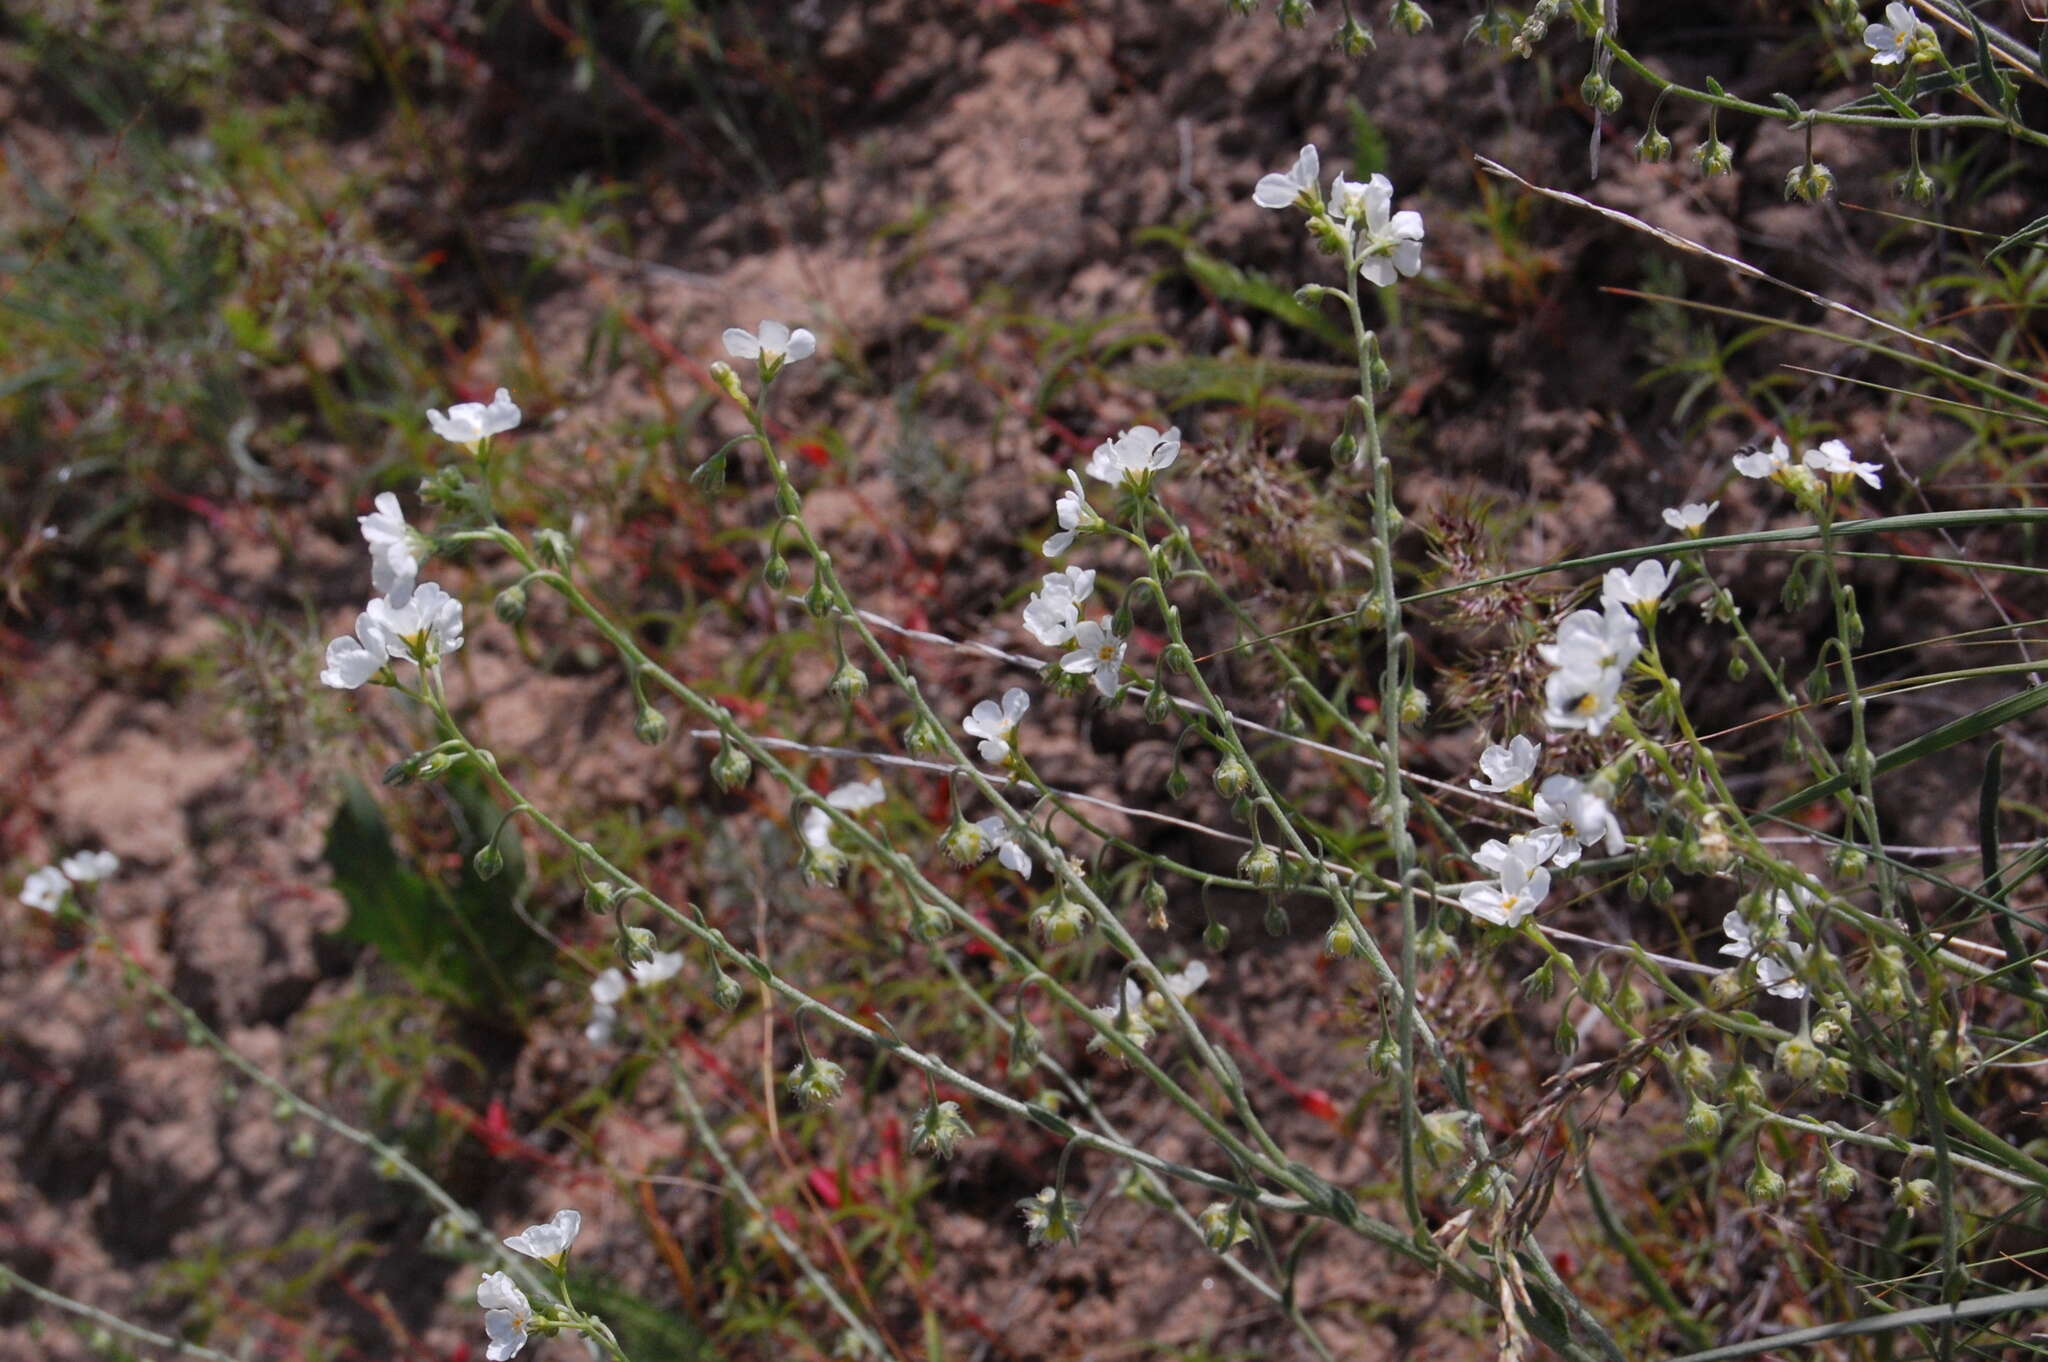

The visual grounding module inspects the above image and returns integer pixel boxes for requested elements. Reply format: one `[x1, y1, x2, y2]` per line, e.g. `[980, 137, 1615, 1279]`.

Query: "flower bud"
[1390, 0, 1432, 34]
[1324, 919, 1359, 958]
[828, 661, 869, 704]
[493, 582, 528, 624]
[634, 703, 670, 747]
[1522, 959, 1557, 1001]
[913, 1100, 973, 1160]
[1398, 686, 1429, 726]
[1893, 1176, 1937, 1213]
[908, 901, 952, 942]
[1674, 1045, 1715, 1090]
[1706, 968, 1744, 1009]
[785, 1056, 847, 1110]
[1238, 844, 1282, 890]
[1636, 127, 1673, 163]
[473, 842, 505, 881]
[383, 757, 418, 787]
[1163, 643, 1196, 676]
[763, 552, 791, 590]
[1784, 161, 1836, 204]
[1354, 593, 1385, 630]
[690, 449, 727, 494]
[802, 577, 834, 619]
[1775, 1031, 1823, 1081]
[904, 716, 945, 758]
[1030, 895, 1091, 947]
[1010, 1016, 1044, 1069]
[800, 842, 848, 887]
[1204, 920, 1230, 952]
[709, 360, 750, 409]
[1016, 1186, 1082, 1248]
[622, 925, 656, 964]
[1819, 1155, 1858, 1201]
[1142, 682, 1175, 724]
[941, 819, 988, 866]
[1142, 878, 1169, 930]
[534, 527, 574, 570]
[1746, 1158, 1786, 1202]
[1415, 923, 1457, 967]
[414, 751, 459, 781]
[1197, 1202, 1254, 1252]
[289, 1128, 317, 1159]
[1684, 1098, 1723, 1140]
[583, 879, 619, 913]
[1213, 755, 1250, 800]
[1554, 1016, 1579, 1056]
[712, 970, 745, 1011]
[1165, 765, 1191, 799]
[1726, 1062, 1765, 1113]
[1369, 1031, 1399, 1075]
[1896, 166, 1937, 205]
[1579, 72, 1622, 114]
[1275, 0, 1310, 28]
[711, 739, 752, 792]
[1262, 901, 1290, 936]
[1692, 137, 1734, 178]
[1420, 1109, 1470, 1165]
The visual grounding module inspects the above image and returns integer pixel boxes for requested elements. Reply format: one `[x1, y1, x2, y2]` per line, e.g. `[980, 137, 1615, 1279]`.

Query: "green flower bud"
[1390, 0, 1432, 34]
[1726, 1061, 1765, 1113]
[383, 757, 418, 787]
[1523, 959, 1557, 1001]
[763, 552, 791, 590]
[1275, 0, 1310, 29]
[689, 449, 727, 495]
[494, 582, 528, 624]
[583, 879, 619, 913]
[1204, 919, 1231, 952]
[1369, 1030, 1400, 1075]
[904, 716, 945, 759]
[289, 1128, 317, 1159]
[1775, 1031, 1823, 1081]
[472, 842, 505, 881]
[1692, 137, 1734, 178]
[1674, 1044, 1715, 1090]
[1030, 895, 1091, 947]
[634, 703, 670, 747]
[786, 1056, 847, 1110]
[1415, 923, 1457, 967]
[908, 901, 952, 943]
[802, 577, 834, 619]
[1142, 878, 1170, 930]
[1636, 127, 1673, 163]
[711, 739, 752, 792]
[1262, 901, 1290, 936]
[1897, 166, 1937, 205]
[1142, 682, 1175, 724]
[709, 359, 750, 408]
[1354, 594, 1385, 630]
[534, 527, 574, 570]
[1197, 1202, 1254, 1252]
[712, 970, 745, 1012]
[1165, 765, 1192, 799]
[1746, 1158, 1786, 1202]
[1579, 71, 1622, 114]
[1213, 755, 1250, 800]
[828, 661, 869, 704]
[912, 1100, 973, 1160]
[1819, 1155, 1858, 1202]
[1706, 969, 1745, 1009]
[1684, 1098, 1723, 1140]
[1784, 161, 1836, 204]
[1420, 1109, 1470, 1165]
[1238, 845, 1282, 890]
[1010, 1017, 1043, 1069]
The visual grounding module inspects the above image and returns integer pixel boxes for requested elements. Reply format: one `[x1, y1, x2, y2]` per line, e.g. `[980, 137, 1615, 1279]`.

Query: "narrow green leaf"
[1765, 683, 2048, 818]
[1981, 740, 2006, 900]
[1968, 9, 2017, 109]
[1664, 1286, 2048, 1362]
[1986, 212, 2048, 264]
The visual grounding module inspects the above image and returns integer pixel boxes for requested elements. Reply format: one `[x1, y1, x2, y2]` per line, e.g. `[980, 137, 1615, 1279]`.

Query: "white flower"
[1601, 560, 1670, 614]
[1470, 735, 1540, 796]
[319, 606, 392, 691]
[21, 866, 70, 913]
[1090, 979, 1159, 1052]
[1866, 3, 1934, 65]
[358, 493, 423, 605]
[364, 581, 465, 668]
[1060, 619, 1128, 698]
[1022, 567, 1096, 647]
[1661, 501, 1718, 536]
[59, 850, 118, 884]
[974, 815, 1033, 877]
[1720, 892, 1808, 999]
[631, 951, 685, 986]
[721, 320, 816, 370]
[1532, 775, 1625, 868]
[584, 1004, 618, 1046]
[1542, 666, 1625, 736]
[964, 688, 1031, 765]
[591, 969, 628, 1006]
[1537, 605, 1642, 681]
[1042, 471, 1097, 557]
[1732, 436, 1791, 480]
[1458, 852, 1550, 928]
[1348, 174, 1426, 287]
[1253, 144, 1321, 210]
[1085, 425, 1181, 489]
[428, 388, 521, 447]
[1803, 439, 1883, 490]
[801, 778, 885, 851]
[503, 1208, 582, 1266]
[476, 1271, 534, 1361]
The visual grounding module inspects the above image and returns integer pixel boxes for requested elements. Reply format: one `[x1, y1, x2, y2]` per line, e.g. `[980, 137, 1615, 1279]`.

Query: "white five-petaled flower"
[1253, 144, 1322, 210]
[1042, 471, 1097, 557]
[1543, 666, 1625, 736]
[1732, 436, 1792, 481]
[1085, 425, 1181, 490]
[20, 866, 70, 913]
[1538, 604, 1643, 680]
[504, 1207, 583, 1266]
[1458, 840, 1551, 928]
[1345, 173, 1426, 287]
[319, 605, 392, 691]
[974, 815, 1033, 876]
[721, 320, 816, 371]
[964, 688, 1031, 765]
[1803, 439, 1884, 490]
[59, 850, 119, 884]
[1470, 735, 1540, 797]
[801, 778, 886, 851]
[358, 492, 422, 605]
[1601, 559, 1670, 614]
[1662, 501, 1719, 536]
[1060, 619, 1128, 698]
[1022, 567, 1096, 647]
[366, 581, 466, 669]
[476, 1271, 534, 1361]
[427, 388, 521, 448]
[1720, 890, 1809, 999]
[1865, 2, 1935, 65]
[1532, 775, 1625, 868]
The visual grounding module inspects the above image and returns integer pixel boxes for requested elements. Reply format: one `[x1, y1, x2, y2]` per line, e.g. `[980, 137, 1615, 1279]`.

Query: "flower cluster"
[1733, 436, 1882, 496]
[1254, 144, 1426, 286]
[1537, 559, 1667, 736]
[474, 1208, 585, 1359]
[1720, 888, 1810, 999]
[17, 849, 118, 913]
[1865, 3, 1937, 66]
[1456, 741, 1626, 928]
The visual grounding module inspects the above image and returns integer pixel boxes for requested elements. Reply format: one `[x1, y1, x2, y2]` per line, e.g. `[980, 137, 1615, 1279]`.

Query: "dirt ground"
[6, 3, 2044, 1359]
